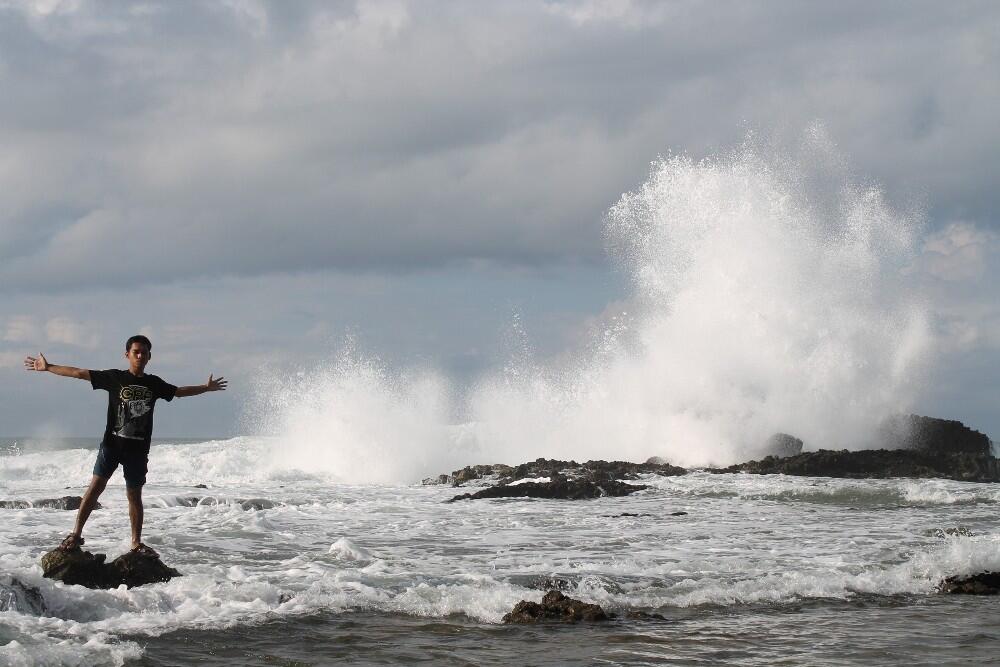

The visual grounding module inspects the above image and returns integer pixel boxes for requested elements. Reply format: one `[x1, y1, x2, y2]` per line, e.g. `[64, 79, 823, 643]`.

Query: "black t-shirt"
[90, 369, 177, 447]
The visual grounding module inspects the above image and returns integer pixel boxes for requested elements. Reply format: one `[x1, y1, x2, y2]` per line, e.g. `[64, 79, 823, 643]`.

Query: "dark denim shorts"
[93, 440, 150, 488]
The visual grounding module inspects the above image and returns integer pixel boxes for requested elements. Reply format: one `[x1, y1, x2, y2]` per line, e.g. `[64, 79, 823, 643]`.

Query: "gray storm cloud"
[1, 0, 999, 291]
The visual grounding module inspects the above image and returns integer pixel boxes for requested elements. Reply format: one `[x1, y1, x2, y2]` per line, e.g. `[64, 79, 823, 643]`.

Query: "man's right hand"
[24, 353, 49, 372]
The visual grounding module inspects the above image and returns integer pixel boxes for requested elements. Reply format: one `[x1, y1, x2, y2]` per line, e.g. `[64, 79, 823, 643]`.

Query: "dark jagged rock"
[239, 498, 278, 511]
[450, 464, 514, 486]
[502, 590, 610, 623]
[939, 572, 1000, 595]
[421, 474, 451, 485]
[714, 449, 1000, 483]
[40, 547, 181, 589]
[496, 458, 686, 486]
[0, 496, 101, 511]
[0, 576, 47, 615]
[439, 457, 687, 489]
[40, 548, 119, 589]
[193, 484, 208, 489]
[879, 414, 992, 456]
[34, 496, 93, 511]
[109, 551, 182, 588]
[0, 500, 30, 509]
[448, 477, 647, 502]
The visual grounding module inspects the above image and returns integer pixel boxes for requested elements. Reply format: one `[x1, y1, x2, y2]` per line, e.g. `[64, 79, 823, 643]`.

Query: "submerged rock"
[503, 590, 610, 623]
[715, 449, 1000, 482]
[40, 546, 181, 589]
[0, 576, 47, 615]
[448, 477, 647, 502]
[0, 500, 30, 509]
[0, 496, 100, 511]
[239, 498, 278, 511]
[939, 572, 1000, 595]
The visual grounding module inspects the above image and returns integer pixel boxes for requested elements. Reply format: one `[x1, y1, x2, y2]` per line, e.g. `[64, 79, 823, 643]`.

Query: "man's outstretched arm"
[175, 374, 227, 398]
[23, 353, 90, 381]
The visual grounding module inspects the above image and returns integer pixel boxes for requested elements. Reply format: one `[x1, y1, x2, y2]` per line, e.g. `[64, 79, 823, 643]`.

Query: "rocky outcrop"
[448, 477, 647, 502]
[715, 449, 1000, 482]
[428, 457, 687, 488]
[879, 415, 992, 456]
[939, 572, 1000, 595]
[0, 496, 100, 510]
[40, 547, 181, 589]
[502, 590, 610, 623]
[496, 458, 685, 486]
[0, 576, 47, 615]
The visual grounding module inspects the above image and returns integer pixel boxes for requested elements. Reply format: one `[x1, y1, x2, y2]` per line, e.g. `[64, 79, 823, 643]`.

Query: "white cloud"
[920, 222, 998, 282]
[44, 317, 99, 348]
[3, 315, 38, 343]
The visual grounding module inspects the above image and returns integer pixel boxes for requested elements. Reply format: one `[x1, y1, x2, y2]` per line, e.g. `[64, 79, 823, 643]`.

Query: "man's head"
[124, 335, 152, 375]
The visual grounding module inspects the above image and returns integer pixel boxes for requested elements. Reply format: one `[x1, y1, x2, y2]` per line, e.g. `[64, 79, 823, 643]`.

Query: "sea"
[2, 436, 1000, 666]
[4, 134, 997, 665]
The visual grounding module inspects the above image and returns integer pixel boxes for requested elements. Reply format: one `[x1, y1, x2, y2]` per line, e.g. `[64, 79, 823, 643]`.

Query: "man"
[23, 334, 227, 556]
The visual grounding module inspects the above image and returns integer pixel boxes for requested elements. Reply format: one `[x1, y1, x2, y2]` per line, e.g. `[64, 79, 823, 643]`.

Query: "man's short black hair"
[126, 335, 152, 352]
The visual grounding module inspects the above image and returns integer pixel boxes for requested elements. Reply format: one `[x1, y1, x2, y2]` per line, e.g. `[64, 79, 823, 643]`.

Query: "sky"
[1, 0, 997, 442]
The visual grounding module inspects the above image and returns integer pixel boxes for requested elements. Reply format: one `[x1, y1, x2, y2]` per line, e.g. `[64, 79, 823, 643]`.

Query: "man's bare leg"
[126, 485, 144, 549]
[68, 475, 108, 543]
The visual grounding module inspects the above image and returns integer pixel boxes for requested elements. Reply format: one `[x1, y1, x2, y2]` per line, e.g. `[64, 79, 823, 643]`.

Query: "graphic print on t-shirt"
[115, 385, 155, 440]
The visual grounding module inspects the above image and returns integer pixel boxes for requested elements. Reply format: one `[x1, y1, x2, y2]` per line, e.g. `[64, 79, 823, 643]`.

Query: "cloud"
[3, 315, 38, 342]
[0, 1, 998, 292]
[44, 316, 99, 348]
[920, 222, 998, 282]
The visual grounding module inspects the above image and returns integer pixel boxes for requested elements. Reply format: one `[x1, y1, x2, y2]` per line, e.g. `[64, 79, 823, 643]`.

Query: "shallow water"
[2, 439, 1000, 666]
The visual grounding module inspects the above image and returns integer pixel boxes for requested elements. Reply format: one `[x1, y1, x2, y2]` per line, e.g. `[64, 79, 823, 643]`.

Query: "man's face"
[125, 342, 151, 374]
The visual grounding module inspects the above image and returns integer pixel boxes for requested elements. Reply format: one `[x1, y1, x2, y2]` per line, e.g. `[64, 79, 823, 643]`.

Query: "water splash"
[249, 130, 934, 480]
[468, 131, 932, 467]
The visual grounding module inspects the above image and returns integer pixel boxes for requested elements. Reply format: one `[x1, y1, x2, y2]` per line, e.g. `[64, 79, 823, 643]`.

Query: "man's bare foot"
[57, 534, 84, 551]
[130, 543, 159, 558]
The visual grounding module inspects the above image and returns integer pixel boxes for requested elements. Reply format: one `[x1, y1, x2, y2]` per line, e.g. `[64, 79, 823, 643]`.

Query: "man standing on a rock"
[24, 335, 226, 556]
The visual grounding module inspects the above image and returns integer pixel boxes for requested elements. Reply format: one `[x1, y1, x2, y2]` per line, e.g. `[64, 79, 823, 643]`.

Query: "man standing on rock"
[24, 335, 226, 556]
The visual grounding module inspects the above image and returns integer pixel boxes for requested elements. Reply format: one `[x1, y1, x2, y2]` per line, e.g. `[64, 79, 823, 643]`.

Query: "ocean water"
[2, 437, 1000, 666]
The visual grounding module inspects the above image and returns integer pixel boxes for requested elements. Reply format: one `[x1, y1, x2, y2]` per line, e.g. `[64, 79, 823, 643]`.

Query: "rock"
[939, 572, 1000, 595]
[496, 458, 686, 485]
[239, 498, 277, 511]
[0, 497, 100, 511]
[34, 496, 96, 511]
[879, 414, 992, 456]
[448, 477, 647, 502]
[715, 449, 1000, 483]
[502, 590, 610, 623]
[40, 548, 119, 589]
[40, 547, 181, 589]
[109, 551, 182, 588]
[763, 433, 803, 458]
[0, 576, 47, 615]
[193, 484, 208, 488]
[450, 464, 514, 486]
[0, 500, 30, 509]
[421, 474, 452, 485]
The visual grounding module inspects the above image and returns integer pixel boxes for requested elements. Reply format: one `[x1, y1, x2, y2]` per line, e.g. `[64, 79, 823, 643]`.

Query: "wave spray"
[251, 130, 934, 480]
